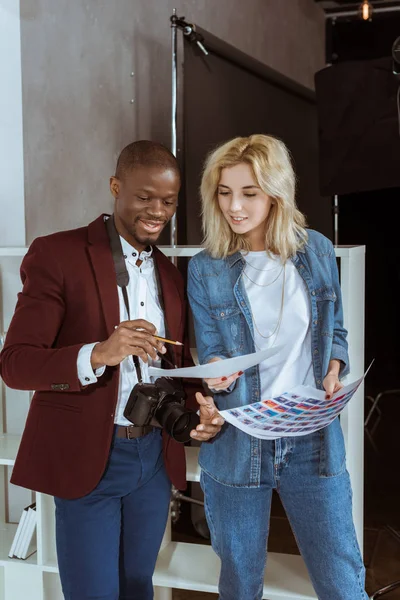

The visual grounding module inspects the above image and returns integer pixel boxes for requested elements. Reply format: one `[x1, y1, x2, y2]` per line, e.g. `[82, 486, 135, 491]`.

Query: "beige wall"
[21, 0, 325, 242]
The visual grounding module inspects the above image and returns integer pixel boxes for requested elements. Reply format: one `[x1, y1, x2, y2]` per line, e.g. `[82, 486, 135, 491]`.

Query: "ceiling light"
[359, 0, 373, 21]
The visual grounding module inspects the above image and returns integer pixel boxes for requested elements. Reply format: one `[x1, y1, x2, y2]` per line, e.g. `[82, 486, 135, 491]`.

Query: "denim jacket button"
[317, 380, 321, 385]
[311, 291, 316, 296]
[314, 320, 318, 325]
[314, 349, 319, 354]
[220, 312, 225, 317]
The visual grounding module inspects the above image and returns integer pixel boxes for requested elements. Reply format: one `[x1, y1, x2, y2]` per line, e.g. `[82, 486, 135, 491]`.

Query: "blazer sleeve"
[0, 237, 84, 392]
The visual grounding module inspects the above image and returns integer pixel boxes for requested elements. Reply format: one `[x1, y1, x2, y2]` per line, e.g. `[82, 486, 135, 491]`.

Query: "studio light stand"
[169, 10, 209, 251]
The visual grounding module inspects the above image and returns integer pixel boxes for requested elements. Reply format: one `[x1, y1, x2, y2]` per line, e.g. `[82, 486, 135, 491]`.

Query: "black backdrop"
[178, 27, 331, 245]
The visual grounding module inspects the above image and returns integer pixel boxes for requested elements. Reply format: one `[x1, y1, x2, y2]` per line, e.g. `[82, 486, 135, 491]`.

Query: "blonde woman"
[187, 135, 368, 600]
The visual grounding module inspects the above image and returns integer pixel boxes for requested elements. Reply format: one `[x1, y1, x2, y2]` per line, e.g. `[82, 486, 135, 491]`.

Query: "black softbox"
[315, 57, 400, 196]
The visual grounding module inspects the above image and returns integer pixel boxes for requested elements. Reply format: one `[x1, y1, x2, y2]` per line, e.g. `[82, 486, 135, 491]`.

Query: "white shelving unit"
[0, 245, 365, 600]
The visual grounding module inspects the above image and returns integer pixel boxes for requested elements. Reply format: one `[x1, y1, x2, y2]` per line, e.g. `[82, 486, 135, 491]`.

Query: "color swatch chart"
[220, 376, 363, 439]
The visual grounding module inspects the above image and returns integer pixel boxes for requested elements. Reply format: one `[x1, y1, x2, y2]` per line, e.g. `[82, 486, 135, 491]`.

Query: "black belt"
[116, 425, 154, 439]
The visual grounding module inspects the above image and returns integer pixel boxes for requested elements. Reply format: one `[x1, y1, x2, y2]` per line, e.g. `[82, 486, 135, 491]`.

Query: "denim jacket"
[187, 229, 350, 487]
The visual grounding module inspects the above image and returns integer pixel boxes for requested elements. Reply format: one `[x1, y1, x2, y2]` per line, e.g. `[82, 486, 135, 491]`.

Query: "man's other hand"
[190, 392, 225, 441]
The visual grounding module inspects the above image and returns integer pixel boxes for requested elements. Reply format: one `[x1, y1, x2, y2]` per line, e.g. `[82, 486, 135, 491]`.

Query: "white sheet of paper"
[148, 346, 283, 379]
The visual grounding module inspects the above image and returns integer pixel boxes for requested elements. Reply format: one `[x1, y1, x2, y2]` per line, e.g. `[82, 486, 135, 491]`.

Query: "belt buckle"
[126, 425, 136, 440]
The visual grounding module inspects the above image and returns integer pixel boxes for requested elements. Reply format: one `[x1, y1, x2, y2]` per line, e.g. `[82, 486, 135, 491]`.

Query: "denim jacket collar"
[227, 243, 306, 269]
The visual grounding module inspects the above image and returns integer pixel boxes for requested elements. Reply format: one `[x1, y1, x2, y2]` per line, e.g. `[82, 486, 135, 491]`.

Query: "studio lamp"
[393, 36, 400, 77]
[359, 0, 373, 21]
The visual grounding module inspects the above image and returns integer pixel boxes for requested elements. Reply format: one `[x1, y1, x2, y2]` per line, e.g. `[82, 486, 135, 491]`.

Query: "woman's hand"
[323, 359, 343, 400]
[204, 357, 243, 391]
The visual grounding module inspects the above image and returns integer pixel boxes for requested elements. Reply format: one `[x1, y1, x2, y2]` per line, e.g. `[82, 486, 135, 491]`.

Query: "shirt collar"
[119, 235, 153, 263]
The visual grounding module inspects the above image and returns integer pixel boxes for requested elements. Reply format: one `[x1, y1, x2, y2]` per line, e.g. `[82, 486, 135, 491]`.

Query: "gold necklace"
[242, 265, 284, 287]
[247, 263, 286, 346]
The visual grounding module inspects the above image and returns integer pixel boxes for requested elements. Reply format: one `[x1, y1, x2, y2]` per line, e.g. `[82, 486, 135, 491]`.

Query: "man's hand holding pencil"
[90, 319, 172, 369]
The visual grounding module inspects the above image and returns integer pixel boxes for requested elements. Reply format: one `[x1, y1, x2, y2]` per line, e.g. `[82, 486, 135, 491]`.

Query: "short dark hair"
[115, 140, 180, 180]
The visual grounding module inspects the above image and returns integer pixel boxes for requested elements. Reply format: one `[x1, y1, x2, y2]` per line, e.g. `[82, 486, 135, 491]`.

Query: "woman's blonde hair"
[201, 134, 308, 261]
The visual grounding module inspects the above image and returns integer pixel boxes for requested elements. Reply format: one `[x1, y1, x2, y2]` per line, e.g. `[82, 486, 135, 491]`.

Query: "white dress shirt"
[77, 235, 165, 425]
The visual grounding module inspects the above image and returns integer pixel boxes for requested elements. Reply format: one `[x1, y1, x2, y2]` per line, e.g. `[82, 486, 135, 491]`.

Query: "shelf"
[0, 241, 364, 600]
[0, 248, 27, 257]
[0, 523, 37, 567]
[154, 541, 316, 599]
[0, 246, 365, 258]
[185, 446, 200, 482]
[42, 541, 316, 598]
[42, 561, 58, 574]
[334, 245, 365, 257]
[0, 434, 20, 466]
[158, 246, 202, 257]
[42, 571, 64, 600]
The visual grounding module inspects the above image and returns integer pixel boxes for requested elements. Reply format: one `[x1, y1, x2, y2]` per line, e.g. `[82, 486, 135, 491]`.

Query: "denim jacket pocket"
[210, 305, 242, 320]
[319, 418, 346, 478]
[209, 305, 244, 353]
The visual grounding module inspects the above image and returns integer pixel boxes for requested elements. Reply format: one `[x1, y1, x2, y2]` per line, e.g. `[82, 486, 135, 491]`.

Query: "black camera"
[123, 377, 200, 443]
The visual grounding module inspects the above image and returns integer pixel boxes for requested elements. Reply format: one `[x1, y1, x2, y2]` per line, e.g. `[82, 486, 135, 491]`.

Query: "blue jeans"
[201, 432, 368, 600]
[55, 429, 171, 600]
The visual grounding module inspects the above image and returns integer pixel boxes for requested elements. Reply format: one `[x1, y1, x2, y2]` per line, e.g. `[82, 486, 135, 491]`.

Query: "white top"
[241, 251, 315, 428]
[77, 236, 165, 426]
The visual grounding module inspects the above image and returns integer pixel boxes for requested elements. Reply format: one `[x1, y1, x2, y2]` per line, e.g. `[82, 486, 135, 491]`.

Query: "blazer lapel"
[87, 215, 120, 337]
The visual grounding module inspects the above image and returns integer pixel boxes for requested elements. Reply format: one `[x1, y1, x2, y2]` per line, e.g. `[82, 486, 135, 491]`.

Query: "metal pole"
[170, 9, 178, 250]
[333, 194, 339, 246]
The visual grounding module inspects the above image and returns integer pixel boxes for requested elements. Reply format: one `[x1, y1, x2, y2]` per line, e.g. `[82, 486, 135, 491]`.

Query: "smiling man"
[0, 141, 224, 600]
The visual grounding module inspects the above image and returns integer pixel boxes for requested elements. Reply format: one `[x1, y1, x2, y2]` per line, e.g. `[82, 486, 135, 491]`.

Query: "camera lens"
[157, 401, 200, 443]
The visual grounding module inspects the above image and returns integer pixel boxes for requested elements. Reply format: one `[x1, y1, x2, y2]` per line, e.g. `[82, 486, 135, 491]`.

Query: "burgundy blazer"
[0, 215, 199, 499]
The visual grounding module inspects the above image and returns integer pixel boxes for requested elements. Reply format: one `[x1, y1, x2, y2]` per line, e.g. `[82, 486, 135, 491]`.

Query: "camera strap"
[105, 215, 143, 383]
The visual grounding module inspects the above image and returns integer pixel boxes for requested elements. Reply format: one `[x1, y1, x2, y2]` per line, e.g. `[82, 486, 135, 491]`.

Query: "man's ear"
[110, 176, 120, 199]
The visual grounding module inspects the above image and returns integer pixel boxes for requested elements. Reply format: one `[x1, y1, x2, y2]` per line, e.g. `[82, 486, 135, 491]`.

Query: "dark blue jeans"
[54, 429, 171, 600]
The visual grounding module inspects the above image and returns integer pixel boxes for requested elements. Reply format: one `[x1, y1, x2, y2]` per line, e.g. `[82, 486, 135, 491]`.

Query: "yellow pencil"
[154, 335, 183, 346]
